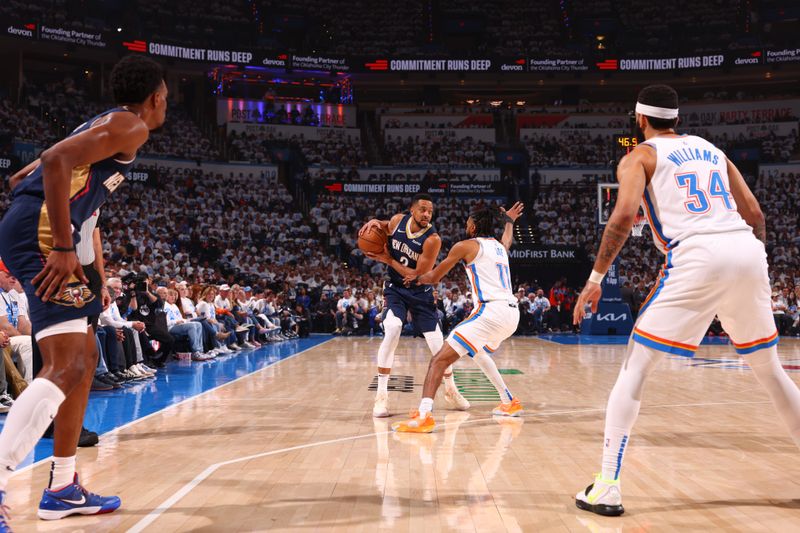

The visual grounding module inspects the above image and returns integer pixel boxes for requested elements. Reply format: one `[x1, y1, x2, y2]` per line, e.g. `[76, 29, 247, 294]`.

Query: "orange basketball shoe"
[391, 410, 435, 433]
[492, 398, 523, 417]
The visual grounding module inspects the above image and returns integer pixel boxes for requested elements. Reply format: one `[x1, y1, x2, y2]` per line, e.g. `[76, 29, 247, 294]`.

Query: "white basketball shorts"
[632, 230, 778, 357]
[447, 300, 520, 357]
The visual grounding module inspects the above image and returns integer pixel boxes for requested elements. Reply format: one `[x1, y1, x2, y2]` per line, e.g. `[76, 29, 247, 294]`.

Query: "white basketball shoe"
[373, 392, 390, 418]
[575, 475, 624, 516]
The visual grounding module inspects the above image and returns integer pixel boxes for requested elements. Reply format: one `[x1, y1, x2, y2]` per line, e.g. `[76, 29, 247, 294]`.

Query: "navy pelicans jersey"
[13, 107, 136, 232]
[387, 213, 437, 286]
[640, 135, 750, 253]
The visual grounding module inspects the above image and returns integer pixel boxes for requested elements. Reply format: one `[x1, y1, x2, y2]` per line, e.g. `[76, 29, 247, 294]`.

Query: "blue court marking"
[537, 333, 733, 346]
[5, 335, 332, 470]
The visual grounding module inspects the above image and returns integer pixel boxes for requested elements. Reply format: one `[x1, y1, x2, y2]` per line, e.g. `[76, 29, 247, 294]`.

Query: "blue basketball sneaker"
[37, 473, 120, 520]
[0, 491, 11, 532]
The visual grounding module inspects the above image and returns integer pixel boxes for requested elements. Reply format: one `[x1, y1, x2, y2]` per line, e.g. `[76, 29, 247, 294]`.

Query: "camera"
[122, 272, 149, 293]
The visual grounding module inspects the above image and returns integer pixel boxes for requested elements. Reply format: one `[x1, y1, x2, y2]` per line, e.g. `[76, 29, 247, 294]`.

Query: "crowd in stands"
[524, 131, 612, 167]
[524, 127, 800, 167]
[2, 0, 792, 60]
[10, 79, 220, 161]
[383, 118, 492, 129]
[384, 134, 495, 167]
[228, 130, 368, 167]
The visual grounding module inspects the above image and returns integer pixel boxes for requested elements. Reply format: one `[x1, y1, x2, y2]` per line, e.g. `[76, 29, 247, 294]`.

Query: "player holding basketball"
[360, 193, 470, 417]
[392, 202, 525, 433]
[0, 55, 166, 529]
[573, 85, 800, 516]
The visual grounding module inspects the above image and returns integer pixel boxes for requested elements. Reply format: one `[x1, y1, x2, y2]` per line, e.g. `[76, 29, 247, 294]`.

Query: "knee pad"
[423, 326, 443, 355]
[382, 311, 403, 338]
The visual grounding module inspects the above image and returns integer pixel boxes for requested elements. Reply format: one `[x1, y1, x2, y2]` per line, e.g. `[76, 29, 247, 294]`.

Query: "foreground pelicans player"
[573, 85, 800, 516]
[0, 55, 166, 528]
[393, 203, 525, 433]
[361, 194, 469, 417]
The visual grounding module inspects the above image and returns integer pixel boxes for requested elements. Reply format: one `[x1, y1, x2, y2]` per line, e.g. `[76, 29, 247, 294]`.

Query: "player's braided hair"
[469, 205, 503, 238]
[110, 55, 165, 105]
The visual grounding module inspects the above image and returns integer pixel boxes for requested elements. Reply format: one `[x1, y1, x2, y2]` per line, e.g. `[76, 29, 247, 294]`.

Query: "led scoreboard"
[613, 134, 639, 156]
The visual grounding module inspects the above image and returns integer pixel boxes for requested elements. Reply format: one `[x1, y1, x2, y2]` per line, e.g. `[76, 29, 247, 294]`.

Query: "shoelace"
[75, 483, 100, 501]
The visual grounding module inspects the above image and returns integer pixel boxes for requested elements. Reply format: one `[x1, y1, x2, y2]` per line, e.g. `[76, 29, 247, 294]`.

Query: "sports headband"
[635, 101, 679, 119]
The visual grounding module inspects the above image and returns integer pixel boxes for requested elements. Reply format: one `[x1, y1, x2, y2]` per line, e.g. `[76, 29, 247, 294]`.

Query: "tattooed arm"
[727, 158, 766, 245]
[573, 147, 649, 324]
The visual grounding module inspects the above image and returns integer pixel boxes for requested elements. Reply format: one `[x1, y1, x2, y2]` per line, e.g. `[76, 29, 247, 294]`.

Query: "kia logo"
[597, 313, 627, 321]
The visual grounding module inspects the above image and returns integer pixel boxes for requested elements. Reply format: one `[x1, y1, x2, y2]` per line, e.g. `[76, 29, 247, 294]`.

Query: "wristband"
[51, 245, 75, 252]
[504, 214, 514, 224]
[588, 270, 605, 284]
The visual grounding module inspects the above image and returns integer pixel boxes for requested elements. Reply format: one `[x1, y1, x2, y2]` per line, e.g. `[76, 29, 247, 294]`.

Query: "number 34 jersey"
[639, 135, 750, 254]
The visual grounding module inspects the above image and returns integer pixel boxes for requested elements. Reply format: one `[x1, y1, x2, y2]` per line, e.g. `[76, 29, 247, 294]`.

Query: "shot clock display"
[613, 134, 639, 156]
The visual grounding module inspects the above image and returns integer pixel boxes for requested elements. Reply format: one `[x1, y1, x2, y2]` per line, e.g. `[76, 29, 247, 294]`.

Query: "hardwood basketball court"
[6, 335, 800, 531]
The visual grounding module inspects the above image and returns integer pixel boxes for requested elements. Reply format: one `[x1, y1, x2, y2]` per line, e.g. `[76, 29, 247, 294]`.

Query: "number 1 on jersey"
[496, 263, 510, 289]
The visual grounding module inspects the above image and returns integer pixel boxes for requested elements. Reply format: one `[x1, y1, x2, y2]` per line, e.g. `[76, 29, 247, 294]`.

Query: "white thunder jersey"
[640, 135, 750, 253]
[464, 237, 514, 305]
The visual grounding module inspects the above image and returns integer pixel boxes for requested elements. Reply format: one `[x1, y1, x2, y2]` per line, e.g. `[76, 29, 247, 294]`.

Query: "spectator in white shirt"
[161, 288, 210, 360]
[530, 289, 551, 332]
[0, 265, 33, 382]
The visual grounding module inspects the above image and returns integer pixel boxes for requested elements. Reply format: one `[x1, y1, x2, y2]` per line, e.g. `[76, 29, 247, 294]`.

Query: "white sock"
[419, 397, 434, 417]
[0, 378, 66, 490]
[442, 372, 457, 391]
[49, 455, 76, 490]
[473, 352, 513, 403]
[601, 342, 663, 480]
[746, 347, 800, 447]
[377, 373, 390, 395]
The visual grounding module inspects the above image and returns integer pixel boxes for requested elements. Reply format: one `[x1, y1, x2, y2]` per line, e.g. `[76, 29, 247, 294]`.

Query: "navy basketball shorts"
[383, 283, 439, 333]
[0, 195, 100, 337]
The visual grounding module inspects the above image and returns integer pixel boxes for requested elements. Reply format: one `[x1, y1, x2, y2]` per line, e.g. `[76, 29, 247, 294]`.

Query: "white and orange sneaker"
[373, 392, 390, 418]
[443, 387, 470, 411]
[492, 398, 523, 417]
[391, 410, 435, 433]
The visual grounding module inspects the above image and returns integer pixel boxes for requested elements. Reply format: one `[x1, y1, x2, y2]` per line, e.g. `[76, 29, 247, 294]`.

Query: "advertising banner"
[140, 41, 255, 64]
[361, 57, 496, 72]
[679, 99, 800, 126]
[39, 25, 109, 48]
[764, 47, 800, 65]
[507, 245, 583, 264]
[291, 54, 350, 72]
[528, 57, 590, 72]
[352, 168, 501, 182]
[317, 180, 505, 196]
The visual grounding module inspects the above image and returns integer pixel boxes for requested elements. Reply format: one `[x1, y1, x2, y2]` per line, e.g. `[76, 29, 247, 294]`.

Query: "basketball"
[358, 225, 388, 255]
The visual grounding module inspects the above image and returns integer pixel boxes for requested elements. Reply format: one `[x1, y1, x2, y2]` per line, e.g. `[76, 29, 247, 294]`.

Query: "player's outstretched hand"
[501, 202, 524, 223]
[32, 250, 88, 302]
[365, 244, 392, 265]
[573, 281, 602, 325]
[359, 219, 382, 237]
